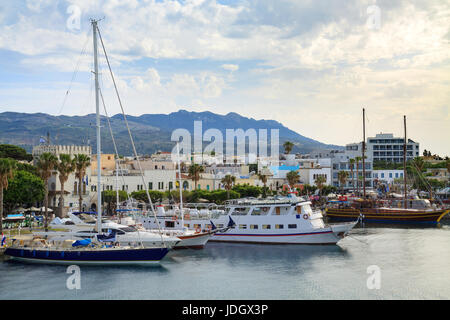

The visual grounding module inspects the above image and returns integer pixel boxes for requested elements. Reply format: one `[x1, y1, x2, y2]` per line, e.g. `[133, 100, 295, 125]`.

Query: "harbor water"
[1, 222, 450, 300]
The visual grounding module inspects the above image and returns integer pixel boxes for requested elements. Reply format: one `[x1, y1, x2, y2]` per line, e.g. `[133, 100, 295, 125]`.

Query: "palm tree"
[74, 154, 91, 212]
[188, 163, 204, 190]
[221, 174, 236, 199]
[283, 141, 294, 154]
[0, 158, 16, 235]
[337, 171, 350, 195]
[349, 158, 355, 193]
[355, 156, 362, 196]
[286, 170, 299, 189]
[257, 173, 269, 198]
[314, 175, 327, 195]
[36, 152, 58, 230]
[56, 154, 75, 218]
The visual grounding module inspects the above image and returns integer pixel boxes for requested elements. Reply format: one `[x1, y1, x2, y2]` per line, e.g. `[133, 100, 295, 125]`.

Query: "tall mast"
[176, 143, 184, 229]
[92, 19, 102, 233]
[403, 115, 407, 209]
[362, 108, 366, 198]
[116, 158, 119, 213]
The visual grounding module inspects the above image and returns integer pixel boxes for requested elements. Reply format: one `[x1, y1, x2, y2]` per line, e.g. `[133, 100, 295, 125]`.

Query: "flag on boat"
[1, 233, 6, 247]
[39, 137, 46, 144]
[210, 220, 217, 230]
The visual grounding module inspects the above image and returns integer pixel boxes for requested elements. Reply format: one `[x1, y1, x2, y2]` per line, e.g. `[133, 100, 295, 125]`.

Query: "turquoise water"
[1, 222, 450, 300]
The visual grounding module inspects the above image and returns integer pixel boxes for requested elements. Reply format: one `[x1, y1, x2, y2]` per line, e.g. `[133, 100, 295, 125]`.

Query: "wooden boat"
[325, 198, 449, 224]
[326, 110, 450, 225]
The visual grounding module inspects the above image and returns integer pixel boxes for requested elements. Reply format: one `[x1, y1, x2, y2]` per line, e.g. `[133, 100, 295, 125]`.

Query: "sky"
[0, 0, 449, 156]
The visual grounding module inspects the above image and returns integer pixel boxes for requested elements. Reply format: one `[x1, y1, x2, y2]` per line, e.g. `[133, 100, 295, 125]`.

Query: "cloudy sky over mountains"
[0, 0, 449, 155]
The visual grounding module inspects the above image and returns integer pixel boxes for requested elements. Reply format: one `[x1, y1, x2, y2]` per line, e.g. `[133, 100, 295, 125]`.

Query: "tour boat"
[141, 193, 358, 245]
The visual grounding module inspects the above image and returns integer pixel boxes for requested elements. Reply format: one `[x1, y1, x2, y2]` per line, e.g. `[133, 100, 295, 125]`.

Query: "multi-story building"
[368, 133, 420, 163]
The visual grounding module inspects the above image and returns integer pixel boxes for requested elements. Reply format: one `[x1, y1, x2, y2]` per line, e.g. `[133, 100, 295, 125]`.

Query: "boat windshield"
[119, 226, 137, 233]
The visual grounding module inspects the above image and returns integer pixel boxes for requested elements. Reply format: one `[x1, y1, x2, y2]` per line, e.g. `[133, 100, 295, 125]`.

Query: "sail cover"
[72, 238, 92, 247]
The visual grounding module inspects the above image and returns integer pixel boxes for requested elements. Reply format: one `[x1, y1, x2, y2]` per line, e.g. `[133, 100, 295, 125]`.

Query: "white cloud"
[0, 0, 449, 155]
[221, 64, 239, 72]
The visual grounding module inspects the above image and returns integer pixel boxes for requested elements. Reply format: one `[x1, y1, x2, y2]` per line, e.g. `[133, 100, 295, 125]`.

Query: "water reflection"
[168, 242, 351, 273]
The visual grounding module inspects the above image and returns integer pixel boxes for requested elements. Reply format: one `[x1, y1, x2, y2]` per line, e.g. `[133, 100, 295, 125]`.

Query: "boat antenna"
[362, 108, 366, 199]
[91, 18, 102, 233]
[176, 142, 184, 229]
[403, 115, 407, 209]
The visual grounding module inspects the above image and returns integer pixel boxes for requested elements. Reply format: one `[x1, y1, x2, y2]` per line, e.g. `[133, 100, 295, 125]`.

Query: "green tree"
[355, 156, 362, 196]
[56, 154, 75, 218]
[337, 170, 349, 194]
[0, 144, 33, 161]
[232, 184, 262, 198]
[257, 173, 269, 198]
[0, 158, 16, 235]
[101, 190, 128, 215]
[286, 170, 300, 189]
[314, 175, 327, 195]
[188, 164, 204, 190]
[221, 174, 236, 199]
[74, 154, 91, 212]
[4, 170, 44, 214]
[283, 141, 294, 154]
[36, 152, 58, 230]
[131, 190, 164, 203]
[349, 158, 355, 192]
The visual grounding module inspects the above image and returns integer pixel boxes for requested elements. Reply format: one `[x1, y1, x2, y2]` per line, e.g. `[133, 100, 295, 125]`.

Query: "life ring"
[195, 227, 201, 233]
[262, 207, 268, 212]
[172, 215, 178, 221]
[303, 214, 309, 220]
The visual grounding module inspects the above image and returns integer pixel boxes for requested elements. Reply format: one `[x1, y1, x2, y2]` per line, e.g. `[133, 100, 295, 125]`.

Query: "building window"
[149, 182, 153, 190]
[169, 181, 173, 190]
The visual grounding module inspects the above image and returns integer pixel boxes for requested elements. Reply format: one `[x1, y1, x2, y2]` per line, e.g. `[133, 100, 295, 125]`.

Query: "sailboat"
[4, 19, 178, 264]
[325, 110, 449, 225]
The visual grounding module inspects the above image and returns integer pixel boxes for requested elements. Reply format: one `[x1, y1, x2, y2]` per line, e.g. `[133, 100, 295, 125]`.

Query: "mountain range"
[0, 110, 342, 156]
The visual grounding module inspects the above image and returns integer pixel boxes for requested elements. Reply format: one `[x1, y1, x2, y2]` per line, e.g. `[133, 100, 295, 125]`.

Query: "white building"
[368, 133, 420, 163]
[372, 170, 405, 185]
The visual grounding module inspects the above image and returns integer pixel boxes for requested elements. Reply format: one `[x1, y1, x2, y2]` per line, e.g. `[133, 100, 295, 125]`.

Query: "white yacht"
[48, 212, 180, 248]
[140, 194, 358, 245]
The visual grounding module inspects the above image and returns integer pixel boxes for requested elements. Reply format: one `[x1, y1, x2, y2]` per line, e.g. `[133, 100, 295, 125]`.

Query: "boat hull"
[325, 208, 450, 224]
[210, 222, 356, 245]
[4, 247, 170, 265]
[174, 232, 212, 249]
